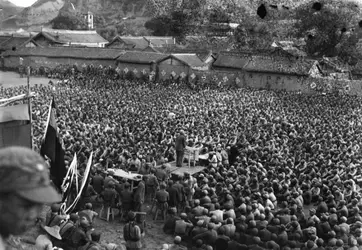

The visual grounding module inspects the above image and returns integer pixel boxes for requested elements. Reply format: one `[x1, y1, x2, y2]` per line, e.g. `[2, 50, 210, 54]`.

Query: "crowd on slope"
[1, 67, 362, 250]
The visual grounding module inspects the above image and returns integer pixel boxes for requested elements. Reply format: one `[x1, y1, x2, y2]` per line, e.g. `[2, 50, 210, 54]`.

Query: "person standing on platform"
[175, 130, 187, 168]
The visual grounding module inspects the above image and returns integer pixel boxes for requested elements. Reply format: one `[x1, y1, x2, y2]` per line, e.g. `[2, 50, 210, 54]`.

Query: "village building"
[242, 55, 321, 90]
[212, 51, 251, 71]
[116, 51, 168, 77]
[143, 46, 215, 64]
[106, 36, 175, 50]
[0, 35, 37, 54]
[157, 54, 209, 81]
[31, 28, 108, 48]
[1, 47, 123, 69]
[318, 57, 351, 80]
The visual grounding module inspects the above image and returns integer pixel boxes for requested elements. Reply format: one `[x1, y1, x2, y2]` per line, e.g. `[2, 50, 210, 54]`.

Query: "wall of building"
[3, 55, 116, 69]
[4, 52, 362, 96]
[243, 72, 303, 91]
[158, 58, 190, 80]
[116, 62, 154, 78]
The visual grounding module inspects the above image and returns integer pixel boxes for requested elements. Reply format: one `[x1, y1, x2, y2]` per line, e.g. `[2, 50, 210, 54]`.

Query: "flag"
[0, 103, 31, 148]
[40, 97, 66, 190]
[61, 153, 77, 202]
[66, 152, 93, 214]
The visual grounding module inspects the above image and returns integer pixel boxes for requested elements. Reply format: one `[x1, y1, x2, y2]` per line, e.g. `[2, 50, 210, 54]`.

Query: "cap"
[174, 236, 182, 243]
[128, 211, 136, 220]
[0, 146, 61, 203]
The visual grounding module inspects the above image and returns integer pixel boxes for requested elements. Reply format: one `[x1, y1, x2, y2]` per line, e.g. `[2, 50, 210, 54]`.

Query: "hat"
[0, 147, 61, 203]
[174, 236, 182, 243]
[197, 220, 204, 226]
[43, 225, 62, 240]
[128, 211, 136, 220]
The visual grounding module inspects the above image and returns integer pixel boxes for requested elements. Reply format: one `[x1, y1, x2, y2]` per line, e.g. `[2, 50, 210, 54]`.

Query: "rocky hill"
[2, 0, 358, 33]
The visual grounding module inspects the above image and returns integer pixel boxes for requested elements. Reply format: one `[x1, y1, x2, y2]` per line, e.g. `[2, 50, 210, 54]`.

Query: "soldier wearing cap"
[0, 146, 61, 250]
[123, 212, 142, 250]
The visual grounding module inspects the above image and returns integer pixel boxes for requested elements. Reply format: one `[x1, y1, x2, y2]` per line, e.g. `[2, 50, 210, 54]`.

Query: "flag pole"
[27, 66, 34, 150]
[43, 98, 52, 142]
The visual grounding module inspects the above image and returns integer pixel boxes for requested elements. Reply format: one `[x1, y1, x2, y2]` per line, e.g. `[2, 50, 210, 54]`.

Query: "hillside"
[2, 0, 359, 35]
[0, 0, 23, 20]
[1, 0, 151, 30]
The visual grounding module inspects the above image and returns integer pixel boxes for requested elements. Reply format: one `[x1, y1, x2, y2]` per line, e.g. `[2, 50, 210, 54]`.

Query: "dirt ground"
[0, 71, 54, 88]
[92, 201, 174, 250]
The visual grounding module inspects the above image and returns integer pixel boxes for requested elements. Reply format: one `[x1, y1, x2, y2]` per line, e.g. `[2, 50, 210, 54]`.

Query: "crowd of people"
[1, 66, 362, 250]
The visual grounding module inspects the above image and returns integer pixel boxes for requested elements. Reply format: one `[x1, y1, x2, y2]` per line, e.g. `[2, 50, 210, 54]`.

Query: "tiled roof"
[168, 54, 208, 69]
[34, 29, 108, 44]
[109, 36, 176, 50]
[319, 57, 350, 73]
[143, 36, 175, 47]
[243, 55, 317, 76]
[213, 53, 250, 69]
[0, 36, 34, 50]
[116, 51, 168, 64]
[0, 36, 12, 44]
[280, 47, 307, 57]
[116, 36, 149, 49]
[144, 46, 212, 62]
[2, 47, 124, 60]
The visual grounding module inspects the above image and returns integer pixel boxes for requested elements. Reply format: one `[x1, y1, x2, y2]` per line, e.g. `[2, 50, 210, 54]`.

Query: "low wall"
[3, 56, 116, 70]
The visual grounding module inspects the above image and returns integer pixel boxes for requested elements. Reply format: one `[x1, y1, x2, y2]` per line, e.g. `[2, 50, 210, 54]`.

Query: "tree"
[144, 15, 172, 36]
[294, 0, 362, 59]
[145, 10, 191, 41]
[51, 11, 88, 30]
[146, 0, 184, 17]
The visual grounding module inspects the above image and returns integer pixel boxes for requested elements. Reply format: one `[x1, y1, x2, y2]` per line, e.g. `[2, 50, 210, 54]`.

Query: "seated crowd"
[2, 65, 362, 250]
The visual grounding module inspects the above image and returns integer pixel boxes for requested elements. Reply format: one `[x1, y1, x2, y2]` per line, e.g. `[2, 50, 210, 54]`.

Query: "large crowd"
[2, 66, 362, 250]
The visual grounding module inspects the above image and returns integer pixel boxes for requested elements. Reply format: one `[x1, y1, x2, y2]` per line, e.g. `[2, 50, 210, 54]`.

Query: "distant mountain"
[2, 0, 357, 35]
[0, 0, 23, 20]
[1, 0, 150, 30]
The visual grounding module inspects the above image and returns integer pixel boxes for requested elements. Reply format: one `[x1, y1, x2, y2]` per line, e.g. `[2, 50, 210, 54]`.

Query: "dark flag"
[40, 97, 66, 190]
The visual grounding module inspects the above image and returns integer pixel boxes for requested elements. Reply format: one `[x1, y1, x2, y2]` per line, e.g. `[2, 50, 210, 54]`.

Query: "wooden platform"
[156, 161, 205, 176]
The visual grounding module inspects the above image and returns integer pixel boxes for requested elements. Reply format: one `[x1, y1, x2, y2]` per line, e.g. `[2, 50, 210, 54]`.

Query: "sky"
[8, 0, 37, 7]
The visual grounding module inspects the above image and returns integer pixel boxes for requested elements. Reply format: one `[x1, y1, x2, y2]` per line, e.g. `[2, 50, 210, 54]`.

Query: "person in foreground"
[0, 146, 62, 250]
[123, 211, 142, 250]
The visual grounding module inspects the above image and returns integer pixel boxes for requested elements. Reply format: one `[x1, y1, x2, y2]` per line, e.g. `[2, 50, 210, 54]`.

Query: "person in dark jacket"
[175, 130, 186, 168]
[133, 176, 146, 212]
[91, 170, 104, 194]
[167, 180, 180, 210]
